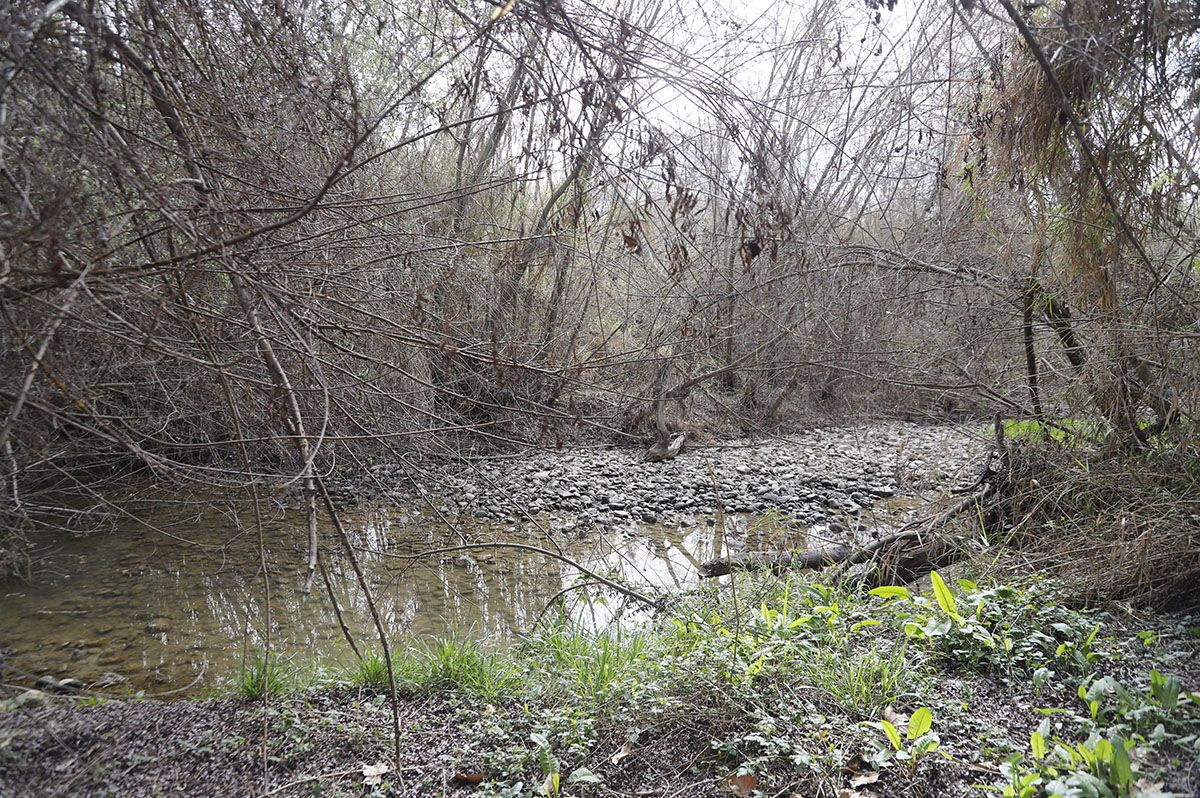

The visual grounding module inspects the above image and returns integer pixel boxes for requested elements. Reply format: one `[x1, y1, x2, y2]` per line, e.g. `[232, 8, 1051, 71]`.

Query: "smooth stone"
[15, 689, 49, 707]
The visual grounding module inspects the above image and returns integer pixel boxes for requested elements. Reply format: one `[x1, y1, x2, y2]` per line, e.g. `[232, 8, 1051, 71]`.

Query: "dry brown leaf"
[451, 772, 485, 785]
[362, 762, 389, 786]
[610, 741, 633, 765]
[850, 771, 880, 788]
[489, 0, 517, 21]
[838, 789, 877, 798]
[840, 753, 868, 775]
[720, 772, 758, 796]
[883, 705, 910, 733]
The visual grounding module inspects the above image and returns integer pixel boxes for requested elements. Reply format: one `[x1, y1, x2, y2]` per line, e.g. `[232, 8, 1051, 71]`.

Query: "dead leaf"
[850, 771, 880, 788]
[451, 772, 485, 785]
[610, 741, 633, 765]
[840, 753, 868, 775]
[489, 0, 517, 21]
[883, 705, 910, 733]
[362, 762, 389, 786]
[839, 787, 880, 798]
[720, 772, 758, 796]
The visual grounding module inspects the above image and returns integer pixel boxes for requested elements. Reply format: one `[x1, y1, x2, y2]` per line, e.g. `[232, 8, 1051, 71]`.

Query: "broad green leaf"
[851, 620, 882, 632]
[1150, 670, 1180, 709]
[869, 586, 911, 600]
[531, 733, 560, 781]
[929, 571, 959, 619]
[1030, 731, 1046, 760]
[1109, 738, 1133, 788]
[880, 719, 902, 750]
[908, 707, 933, 740]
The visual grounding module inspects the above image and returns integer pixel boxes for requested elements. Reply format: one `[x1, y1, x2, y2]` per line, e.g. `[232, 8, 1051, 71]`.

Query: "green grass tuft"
[350, 649, 392, 691]
[421, 634, 516, 700]
[529, 622, 650, 704]
[233, 653, 296, 699]
[803, 643, 912, 714]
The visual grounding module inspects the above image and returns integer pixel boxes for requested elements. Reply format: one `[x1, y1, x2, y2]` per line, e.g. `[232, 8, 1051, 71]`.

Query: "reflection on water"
[0, 498, 736, 694]
[0, 496, 917, 694]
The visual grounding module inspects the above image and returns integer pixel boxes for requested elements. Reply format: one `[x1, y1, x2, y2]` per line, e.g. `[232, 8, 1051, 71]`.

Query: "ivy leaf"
[568, 767, 602, 785]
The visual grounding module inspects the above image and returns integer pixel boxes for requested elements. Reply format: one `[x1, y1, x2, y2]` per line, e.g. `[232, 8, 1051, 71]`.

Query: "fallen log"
[646, 432, 686, 462]
[698, 547, 851, 578]
[697, 484, 995, 585]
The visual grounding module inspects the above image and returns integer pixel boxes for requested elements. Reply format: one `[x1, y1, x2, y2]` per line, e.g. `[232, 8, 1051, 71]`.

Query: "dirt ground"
[0, 686, 998, 798]
[1, 689, 748, 798]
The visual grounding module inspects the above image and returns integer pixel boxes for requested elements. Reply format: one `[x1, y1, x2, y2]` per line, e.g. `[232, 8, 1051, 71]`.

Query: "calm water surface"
[0, 490, 916, 694]
[0, 495, 749, 693]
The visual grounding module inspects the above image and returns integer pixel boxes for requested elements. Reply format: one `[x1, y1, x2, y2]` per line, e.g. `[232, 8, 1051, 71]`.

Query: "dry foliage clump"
[988, 436, 1200, 609]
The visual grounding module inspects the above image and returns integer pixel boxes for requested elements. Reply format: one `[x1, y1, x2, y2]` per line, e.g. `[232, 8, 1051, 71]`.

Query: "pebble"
[93, 672, 127, 688]
[15, 689, 49, 707]
[332, 423, 986, 531]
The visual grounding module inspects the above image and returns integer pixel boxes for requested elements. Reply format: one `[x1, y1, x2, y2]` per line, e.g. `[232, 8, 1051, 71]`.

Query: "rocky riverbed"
[344, 423, 992, 530]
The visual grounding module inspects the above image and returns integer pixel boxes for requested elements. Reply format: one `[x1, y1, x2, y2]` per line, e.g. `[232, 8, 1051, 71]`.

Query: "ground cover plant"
[6, 570, 1196, 797]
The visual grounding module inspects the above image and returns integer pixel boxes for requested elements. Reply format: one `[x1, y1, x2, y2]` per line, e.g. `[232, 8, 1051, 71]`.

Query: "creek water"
[0, 487, 918, 695]
[0, 497, 724, 694]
